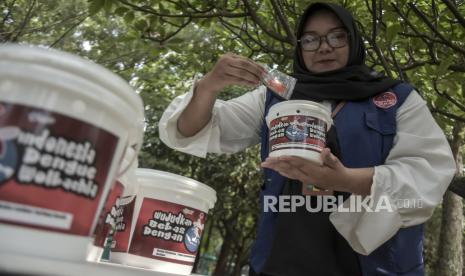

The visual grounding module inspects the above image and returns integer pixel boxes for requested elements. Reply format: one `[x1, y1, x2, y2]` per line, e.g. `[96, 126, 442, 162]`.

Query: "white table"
[0, 253, 204, 276]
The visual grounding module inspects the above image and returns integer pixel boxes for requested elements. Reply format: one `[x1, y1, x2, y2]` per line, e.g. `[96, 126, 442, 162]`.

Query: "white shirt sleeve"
[158, 78, 266, 158]
[329, 90, 457, 255]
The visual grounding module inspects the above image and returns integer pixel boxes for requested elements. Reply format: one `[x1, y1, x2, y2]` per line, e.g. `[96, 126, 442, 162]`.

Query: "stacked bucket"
[0, 45, 216, 275]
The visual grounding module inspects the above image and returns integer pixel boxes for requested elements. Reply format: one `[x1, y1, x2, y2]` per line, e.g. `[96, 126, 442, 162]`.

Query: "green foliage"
[88, 0, 105, 15]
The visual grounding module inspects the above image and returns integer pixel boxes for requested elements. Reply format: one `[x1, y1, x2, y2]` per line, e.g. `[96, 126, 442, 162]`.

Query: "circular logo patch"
[184, 226, 201, 253]
[373, 92, 397, 109]
[285, 124, 306, 142]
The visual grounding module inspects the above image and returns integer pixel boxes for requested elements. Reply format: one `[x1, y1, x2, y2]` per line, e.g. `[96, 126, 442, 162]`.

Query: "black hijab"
[291, 2, 401, 101]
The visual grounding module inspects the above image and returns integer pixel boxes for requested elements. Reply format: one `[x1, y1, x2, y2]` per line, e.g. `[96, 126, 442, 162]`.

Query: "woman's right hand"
[197, 53, 266, 95]
[177, 53, 265, 137]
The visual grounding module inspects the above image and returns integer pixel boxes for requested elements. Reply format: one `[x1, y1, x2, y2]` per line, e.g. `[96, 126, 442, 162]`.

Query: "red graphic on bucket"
[373, 91, 397, 109]
[0, 101, 118, 236]
[93, 181, 124, 247]
[111, 195, 136, 252]
[269, 115, 327, 154]
[129, 198, 206, 265]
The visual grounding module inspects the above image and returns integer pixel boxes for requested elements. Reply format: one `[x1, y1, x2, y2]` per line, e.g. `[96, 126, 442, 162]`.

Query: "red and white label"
[93, 181, 124, 247]
[269, 115, 327, 154]
[111, 195, 136, 252]
[0, 101, 118, 236]
[128, 198, 206, 265]
[373, 91, 397, 109]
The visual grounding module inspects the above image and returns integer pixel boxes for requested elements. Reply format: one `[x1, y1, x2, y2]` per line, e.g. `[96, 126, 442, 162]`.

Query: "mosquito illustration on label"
[285, 123, 307, 142]
[184, 213, 204, 253]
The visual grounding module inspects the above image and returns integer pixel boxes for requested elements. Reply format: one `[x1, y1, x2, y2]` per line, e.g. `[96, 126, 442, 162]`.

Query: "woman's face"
[300, 10, 349, 73]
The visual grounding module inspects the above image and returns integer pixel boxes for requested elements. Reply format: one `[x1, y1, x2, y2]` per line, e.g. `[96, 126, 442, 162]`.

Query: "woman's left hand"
[261, 148, 374, 195]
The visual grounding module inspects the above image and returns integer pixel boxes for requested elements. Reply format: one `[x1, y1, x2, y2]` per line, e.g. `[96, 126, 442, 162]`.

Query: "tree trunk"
[203, 219, 215, 256]
[192, 219, 214, 273]
[213, 230, 234, 276]
[226, 252, 236, 275]
[436, 190, 464, 275]
[232, 246, 245, 276]
[192, 241, 202, 273]
[435, 124, 464, 276]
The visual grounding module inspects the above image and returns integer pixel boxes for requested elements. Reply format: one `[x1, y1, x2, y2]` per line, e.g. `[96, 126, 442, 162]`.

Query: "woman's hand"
[261, 148, 374, 195]
[177, 53, 265, 138]
[197, 53, 266, 95]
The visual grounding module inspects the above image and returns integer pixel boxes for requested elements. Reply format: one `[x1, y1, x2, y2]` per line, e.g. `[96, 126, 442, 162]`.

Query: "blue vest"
[251, 83, 425, 275]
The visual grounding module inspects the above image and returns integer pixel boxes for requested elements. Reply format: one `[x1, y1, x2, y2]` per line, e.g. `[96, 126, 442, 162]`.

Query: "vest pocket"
[364, 111, 396, 135]
[364, 111, 396, 161]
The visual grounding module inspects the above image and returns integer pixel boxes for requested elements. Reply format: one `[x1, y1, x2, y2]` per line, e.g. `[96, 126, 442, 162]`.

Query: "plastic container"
[0, 44, 145, 262]
[261, 65, 296, 100]
[110, 168, 217, 275]
[266, 100, 332, 164]
[87, 147, 139, 262]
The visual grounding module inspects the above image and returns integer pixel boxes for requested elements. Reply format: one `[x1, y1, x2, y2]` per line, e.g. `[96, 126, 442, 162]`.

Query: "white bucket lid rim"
[0, 68, 144, 143]
[0, 44, 143, 117]
[267, 100, 332, 126]
[135, 168, 217, 207]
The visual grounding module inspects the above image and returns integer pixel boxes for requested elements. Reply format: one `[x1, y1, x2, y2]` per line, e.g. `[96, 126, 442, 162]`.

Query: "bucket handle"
[117, 119, 144, 177]
[117, 143, 139, 177]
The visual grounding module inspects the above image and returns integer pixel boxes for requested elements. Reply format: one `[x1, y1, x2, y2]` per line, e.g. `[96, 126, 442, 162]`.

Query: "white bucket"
[110, 168, 217, 275]
[87, 147, 139, 262]
[0, 44, 145, 262]
[266, 100, 332, 164]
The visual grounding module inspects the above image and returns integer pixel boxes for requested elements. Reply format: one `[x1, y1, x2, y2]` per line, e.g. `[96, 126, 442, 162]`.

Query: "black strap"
[448, 176, 465, 198]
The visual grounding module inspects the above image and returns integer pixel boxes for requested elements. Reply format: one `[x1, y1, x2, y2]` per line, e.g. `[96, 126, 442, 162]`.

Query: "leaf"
[135, 19, 148, 31]
[159, 27, 166, 38]
[437, 55, 455, 77]
[149, 15, 160, 25]
[158, 3, 170, 14]
[103, 0, 113, 12]
[88, 0, 105, 15]
[124, 12, 135, 24]
[435, 116, 451, 131]
[199, 19, 212, 28]
[166, 46, 181, 53]
[424, 65, 435, 76]
[441, 79, 459, 96]
[386, 22, 402, 43]
[114, 7, 129, 16]
[435, 95, 449, 109]
[168, 37, 184, 45]
[150, 47, 160, 56]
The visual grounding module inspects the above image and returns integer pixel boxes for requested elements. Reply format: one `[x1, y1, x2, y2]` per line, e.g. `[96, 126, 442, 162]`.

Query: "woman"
[159, 2, 456, 275]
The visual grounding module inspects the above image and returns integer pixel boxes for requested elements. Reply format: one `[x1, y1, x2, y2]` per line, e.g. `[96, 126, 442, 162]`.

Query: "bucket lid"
[135, 168, 217, 210]
[0, 44, 144, 121]
[266, 100, 332, 129]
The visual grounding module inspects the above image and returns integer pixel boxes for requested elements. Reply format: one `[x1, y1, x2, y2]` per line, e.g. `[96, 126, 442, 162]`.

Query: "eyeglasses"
[298, 30, 349, 52]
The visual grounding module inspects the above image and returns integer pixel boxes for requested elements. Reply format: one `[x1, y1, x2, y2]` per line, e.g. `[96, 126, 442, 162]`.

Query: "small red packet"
[261, 65, 296, 99]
